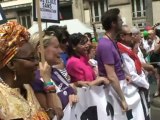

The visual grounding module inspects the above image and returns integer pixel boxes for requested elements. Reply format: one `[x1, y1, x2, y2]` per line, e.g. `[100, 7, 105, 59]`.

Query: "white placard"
[33, 0, 60, 23]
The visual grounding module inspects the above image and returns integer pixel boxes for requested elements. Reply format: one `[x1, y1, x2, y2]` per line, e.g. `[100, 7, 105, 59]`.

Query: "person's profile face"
[116, 15, 123, 32]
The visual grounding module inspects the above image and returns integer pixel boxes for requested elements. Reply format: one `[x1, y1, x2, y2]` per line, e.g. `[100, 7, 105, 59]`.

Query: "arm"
[154, 45, 160, 53]
[97, 41, 127, 111]
[39, 62, 63, 119]
[104, 64, 126, 101]
[122, 53, 149, 89]
[104, 64, 128, 111]
[35, 92, 63, 120]
[46, 93, 63, 120]
[142, 62, 155, 72]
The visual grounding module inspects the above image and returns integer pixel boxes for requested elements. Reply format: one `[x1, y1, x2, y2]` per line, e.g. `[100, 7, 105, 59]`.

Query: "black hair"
[101, 8, 120, 31]
[84, 32, 92, 39]
[84, 32, 92, 43]
[45, 25, 70, 44]
[68, 33, 88, 57]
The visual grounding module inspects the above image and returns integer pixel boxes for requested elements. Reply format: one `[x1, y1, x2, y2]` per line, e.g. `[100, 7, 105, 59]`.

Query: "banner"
[61, 86, 112, 120]
[33, 0, 60, 23]
[59, 83, 145, 120]
[0, 5, 7, 24]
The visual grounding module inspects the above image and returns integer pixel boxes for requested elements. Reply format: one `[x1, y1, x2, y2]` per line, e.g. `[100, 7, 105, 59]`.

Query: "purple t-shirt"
[96, 37, 125, 80]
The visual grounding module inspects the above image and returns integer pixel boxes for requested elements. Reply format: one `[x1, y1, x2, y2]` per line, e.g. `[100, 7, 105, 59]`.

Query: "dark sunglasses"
[13, 56, 40, 62]
[123, 32, 132, 36]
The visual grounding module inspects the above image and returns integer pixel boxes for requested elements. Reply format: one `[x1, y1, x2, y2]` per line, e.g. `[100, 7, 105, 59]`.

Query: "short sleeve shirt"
[96, 37, 125, 80]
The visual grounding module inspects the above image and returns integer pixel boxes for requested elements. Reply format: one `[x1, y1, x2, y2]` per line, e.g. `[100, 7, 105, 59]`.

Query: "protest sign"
[33, 0, 60, 23]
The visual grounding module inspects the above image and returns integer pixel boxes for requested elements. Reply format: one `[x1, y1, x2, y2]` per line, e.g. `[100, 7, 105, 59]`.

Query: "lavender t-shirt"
[96, 37, 125, 80]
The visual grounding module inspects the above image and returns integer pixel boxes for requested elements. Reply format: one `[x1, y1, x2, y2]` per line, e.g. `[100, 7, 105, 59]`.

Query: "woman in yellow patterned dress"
[0, 21, 50, 119]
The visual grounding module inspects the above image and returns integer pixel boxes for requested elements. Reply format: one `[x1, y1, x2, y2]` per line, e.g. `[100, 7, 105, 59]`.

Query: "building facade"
[82, 0, 160, 30]
[0, 0, 73, 28]
[1, 0, 160, 30]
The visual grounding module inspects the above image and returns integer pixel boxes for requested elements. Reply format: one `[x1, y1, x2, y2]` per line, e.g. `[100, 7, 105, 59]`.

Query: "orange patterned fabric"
[32, 111, 50, 120]
[0, 21, 30, 68]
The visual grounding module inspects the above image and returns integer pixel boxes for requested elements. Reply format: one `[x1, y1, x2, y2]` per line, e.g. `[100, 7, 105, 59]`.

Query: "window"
[18, 10, 31, 28]
[90, 0, 108, 22]
[132, 0, 146, 28]
[19, 15, 31, 28]
[132, 0, 145, 18]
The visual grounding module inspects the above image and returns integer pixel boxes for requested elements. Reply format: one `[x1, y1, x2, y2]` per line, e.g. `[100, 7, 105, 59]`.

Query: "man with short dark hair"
[96, 8, 128, 120]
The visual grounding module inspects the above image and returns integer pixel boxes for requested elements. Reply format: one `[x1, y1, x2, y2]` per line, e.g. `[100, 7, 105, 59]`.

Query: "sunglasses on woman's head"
[43, 30, 55, 37]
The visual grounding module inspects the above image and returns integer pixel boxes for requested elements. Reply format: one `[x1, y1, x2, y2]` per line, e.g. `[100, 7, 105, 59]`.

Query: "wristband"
[44, 81, 55, 86]
[44, 85, 56, 91]
[44, 85, 56, 93]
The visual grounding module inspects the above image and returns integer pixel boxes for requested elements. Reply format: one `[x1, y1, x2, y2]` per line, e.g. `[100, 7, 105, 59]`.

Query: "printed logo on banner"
[33, 0, 60, 23]
[81, 106, 98, 120]
[0, 5, 7, 24]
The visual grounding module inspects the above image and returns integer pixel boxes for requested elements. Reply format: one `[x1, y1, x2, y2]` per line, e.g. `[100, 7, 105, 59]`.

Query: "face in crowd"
[0, 21, 38, 83]
[101, 8, 123, 32]
[44, 36, 62, 65]
[120, 25, 134, 47]
[30, 31, 62, 66]
[12, 43, 39, 82]
[148, 30, 156, 40]
[68, 33, 90, 57]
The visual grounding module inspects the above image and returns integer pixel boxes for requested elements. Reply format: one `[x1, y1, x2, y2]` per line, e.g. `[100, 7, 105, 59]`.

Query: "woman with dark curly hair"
[66, 33, 109, 86]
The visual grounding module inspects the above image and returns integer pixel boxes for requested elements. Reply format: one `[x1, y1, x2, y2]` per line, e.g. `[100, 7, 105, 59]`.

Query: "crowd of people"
[0, 8, 160, 120]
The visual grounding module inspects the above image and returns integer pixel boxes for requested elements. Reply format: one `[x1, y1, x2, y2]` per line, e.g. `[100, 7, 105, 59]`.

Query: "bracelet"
[44, 81, 55, 86]
[44, 85, 56, 91]
[44, 84, 56, 93]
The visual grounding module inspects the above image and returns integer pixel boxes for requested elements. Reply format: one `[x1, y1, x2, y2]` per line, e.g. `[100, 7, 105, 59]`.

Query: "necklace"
[0, 78, 32, 119]
[105, 33, 124, 68]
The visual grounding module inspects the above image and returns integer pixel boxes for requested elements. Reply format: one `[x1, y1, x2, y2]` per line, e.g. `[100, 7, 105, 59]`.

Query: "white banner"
[60, 83, 145, 120]
[61, 86, 112, 120]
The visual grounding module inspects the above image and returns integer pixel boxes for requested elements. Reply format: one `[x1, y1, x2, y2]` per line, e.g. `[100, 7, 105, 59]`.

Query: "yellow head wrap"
[0, 21, 30, 68]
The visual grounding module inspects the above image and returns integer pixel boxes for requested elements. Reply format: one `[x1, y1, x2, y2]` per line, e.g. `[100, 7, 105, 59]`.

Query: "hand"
[39, 62, 51, 82]
[70, 83, 77, 93]
[126, 76, 132, 84]
[101, 77, 110, 85]
[69, 94, 78, 106]
[88, 77, 110, 86]
[121, 100, 128, 112]
[46, 107, 63, 120]
[75, 81, 90, 87]
[53, 107, 64, 120]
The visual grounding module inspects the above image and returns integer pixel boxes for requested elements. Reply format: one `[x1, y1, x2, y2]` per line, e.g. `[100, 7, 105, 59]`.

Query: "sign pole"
[36, 0, 45, 64]
[46, 22, 47, 29]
